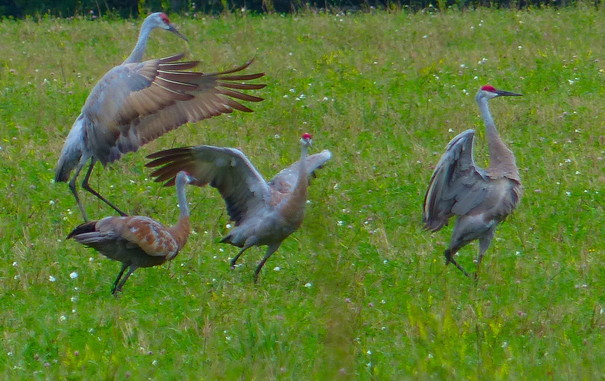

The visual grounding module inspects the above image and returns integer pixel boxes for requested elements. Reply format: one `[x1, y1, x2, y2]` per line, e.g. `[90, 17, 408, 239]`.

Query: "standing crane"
[145, 133, 332, 282]
[423, 85, 523, 278]
[55, 12, 266, 222]
[68, 171, 195, 295]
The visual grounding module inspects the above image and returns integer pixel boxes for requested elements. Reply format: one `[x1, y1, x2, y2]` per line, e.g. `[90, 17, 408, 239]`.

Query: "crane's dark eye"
[160, 14, 170, 24]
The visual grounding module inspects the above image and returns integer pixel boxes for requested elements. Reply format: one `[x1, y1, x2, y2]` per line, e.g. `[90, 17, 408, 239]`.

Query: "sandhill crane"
[68, 171, 194, 295]
[423, 85, 523, 278]
[55, 12, 265, 222]
[145, 133, 332, 282]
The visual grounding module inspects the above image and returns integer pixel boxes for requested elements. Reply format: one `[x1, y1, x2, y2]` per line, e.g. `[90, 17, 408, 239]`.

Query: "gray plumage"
[55, 12, 265, 221]
[68, 171, 195, 295]
[423, 85, 523, 278]
[145, 133, 332, 282]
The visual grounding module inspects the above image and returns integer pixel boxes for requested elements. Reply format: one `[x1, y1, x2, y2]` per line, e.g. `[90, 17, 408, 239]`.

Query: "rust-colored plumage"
[423, 85, 523, 278]
[55, 12, 266, 221]
[145, 133, 332, 282]
[68, 171, 194, 294]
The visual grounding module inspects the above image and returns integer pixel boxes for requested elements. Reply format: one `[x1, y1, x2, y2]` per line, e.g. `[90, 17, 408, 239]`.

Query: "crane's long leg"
[230, 243, 254, 268]
[474, 226, 496, 279]
[445, 216, 489, 279]
[112, 265, 137, 295]
[444, 249, 472, 278]
[111, 263, 129, 294]
[68, 162, 89, 222]
[81, 160, 128, 217]
[254, 243, 281, 283]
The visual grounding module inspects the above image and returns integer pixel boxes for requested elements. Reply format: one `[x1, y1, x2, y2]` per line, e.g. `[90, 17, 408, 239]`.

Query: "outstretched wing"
[268, 150, 332, 194]
[145, 146, 270, 225]
[83, 53, 265, 164]
[423, 129, 490, 232]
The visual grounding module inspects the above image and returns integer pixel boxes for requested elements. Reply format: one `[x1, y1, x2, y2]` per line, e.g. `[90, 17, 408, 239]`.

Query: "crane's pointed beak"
[496, 90, 522, 97]
[168, 24, 188, 42]
[300, 137, 313, 147]
[186, 174, 198, 184]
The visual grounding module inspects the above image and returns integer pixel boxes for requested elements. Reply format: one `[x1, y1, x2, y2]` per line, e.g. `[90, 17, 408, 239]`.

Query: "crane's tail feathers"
[422, 220, 446, 232]
[67, 220, 98, 239]
[54, 165, 71, 183]
[219, 234, 239, 246]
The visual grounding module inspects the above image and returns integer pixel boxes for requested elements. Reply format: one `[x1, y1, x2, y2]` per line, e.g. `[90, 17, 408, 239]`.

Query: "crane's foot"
[111, 284, 126, 296]
[253, 271, 261, 284]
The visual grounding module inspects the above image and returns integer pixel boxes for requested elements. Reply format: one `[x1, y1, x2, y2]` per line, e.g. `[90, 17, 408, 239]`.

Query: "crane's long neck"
[123, 21, 153, 64]
[478, 97, 520, 181]
[169, 174, 191, 248]
[282, 143, 309, 225]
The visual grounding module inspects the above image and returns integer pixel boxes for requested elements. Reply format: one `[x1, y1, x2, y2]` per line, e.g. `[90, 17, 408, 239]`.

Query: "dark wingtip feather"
[67, 221, 98, 239]
[159, 52, 187, 63]
[145, 146, 193, 160]
[54, 171, 69, 183]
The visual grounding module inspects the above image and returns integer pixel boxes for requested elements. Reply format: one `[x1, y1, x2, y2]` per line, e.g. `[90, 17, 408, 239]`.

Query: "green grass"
[1, 5, 604, 379]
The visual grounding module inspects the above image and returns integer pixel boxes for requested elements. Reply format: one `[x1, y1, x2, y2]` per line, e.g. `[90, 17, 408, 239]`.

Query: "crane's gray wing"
[145, 146, 270, 225]
[423, 129, 490, 232]
[83, 53, 265, 164]
[82, 54, 197, 162]
[268, 150, 332, 194]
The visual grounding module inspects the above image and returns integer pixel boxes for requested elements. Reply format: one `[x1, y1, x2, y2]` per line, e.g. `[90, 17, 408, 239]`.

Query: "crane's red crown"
[159, 13, 170, 24]
[301, 133, 312, 140]
[481, 85, 497, 92]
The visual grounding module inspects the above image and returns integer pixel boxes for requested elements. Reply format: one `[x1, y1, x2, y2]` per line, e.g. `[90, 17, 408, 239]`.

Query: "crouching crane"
[423, 85, 523, 278]
[68, 171, 195, 294]
[145, 133, 332, 282]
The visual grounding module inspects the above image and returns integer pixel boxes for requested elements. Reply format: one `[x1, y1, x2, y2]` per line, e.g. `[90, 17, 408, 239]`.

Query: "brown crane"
[423, 85, 523, 278]
[68, 171, 195, 295]
[145, 133, 332, 282]
[55, 12, 265, 221]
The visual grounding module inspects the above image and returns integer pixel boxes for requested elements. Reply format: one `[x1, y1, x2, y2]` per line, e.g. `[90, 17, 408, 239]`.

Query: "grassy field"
[1, 5, 604, 379]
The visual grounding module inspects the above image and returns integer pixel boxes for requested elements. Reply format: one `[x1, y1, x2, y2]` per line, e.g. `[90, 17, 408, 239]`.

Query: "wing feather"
[68, 216, 179, 258]
[82, 54, 265, 165]
[145, 146, 270, 225]
[268, 150, 333, 194]
[423, 129, 489, 232]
